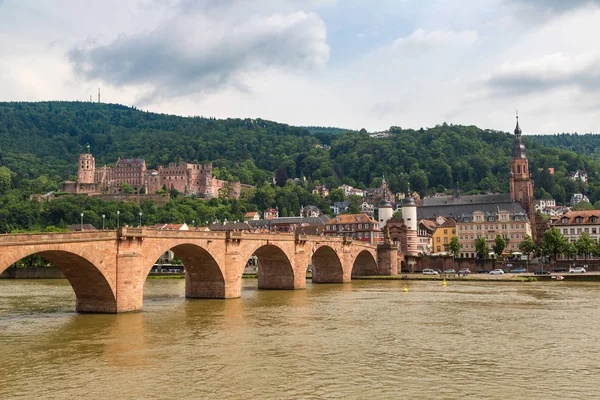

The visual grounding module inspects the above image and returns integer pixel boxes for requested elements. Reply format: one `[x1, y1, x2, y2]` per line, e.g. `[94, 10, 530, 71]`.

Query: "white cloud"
[68, 4, 329, 104]
[393, 28, 478, 51]
[484, 52, 600, 95]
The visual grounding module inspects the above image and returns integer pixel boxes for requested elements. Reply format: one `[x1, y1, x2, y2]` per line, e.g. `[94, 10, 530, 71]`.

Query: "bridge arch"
[311, 245, 344, 283]
[245, 244, 295, 290]
[144, 243, 225, 298]
[351, 249, 378, 277]
[0, 249, 116, 313]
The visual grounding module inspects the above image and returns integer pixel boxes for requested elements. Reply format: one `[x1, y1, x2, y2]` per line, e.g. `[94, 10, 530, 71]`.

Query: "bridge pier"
[377, 243, 398, 275]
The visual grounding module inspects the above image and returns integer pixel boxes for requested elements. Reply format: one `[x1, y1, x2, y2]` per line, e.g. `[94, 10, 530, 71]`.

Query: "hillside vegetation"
[0, 101, 598, 232]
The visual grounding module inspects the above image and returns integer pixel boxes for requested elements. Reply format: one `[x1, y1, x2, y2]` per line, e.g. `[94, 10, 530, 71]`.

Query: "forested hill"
[0, 101, 316, 182]
[528, 134, 600, 159]
[0, 101, 599, 206]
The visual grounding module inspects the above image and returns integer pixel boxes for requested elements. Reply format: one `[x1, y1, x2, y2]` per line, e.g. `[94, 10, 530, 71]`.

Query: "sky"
[1, 0, 600, 134]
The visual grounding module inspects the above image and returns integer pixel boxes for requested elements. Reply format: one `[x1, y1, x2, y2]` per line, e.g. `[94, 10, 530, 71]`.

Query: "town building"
[360, 202, 375, 218]
[244, 211, 261, 221]
[555, 210, 600, 243]
[323, 214, 380, 243]
[300, 205, 322, 218]
[417, 219, 437, 255]
[331, 201, 351, 215]
[535, 199, 556, 212]
[570, 193, 590, 206]
[418, 116, 535, 240]
[312, 185, 329, 198]
[432, 218, 457, 254]
[569, 170, 588, 184]
[264, 208, 279, 220]
[456, 209, 531, 258]
[247, 215, 330, 234]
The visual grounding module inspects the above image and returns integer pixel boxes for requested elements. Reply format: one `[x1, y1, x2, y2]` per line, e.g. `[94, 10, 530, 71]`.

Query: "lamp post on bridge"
[116, 210, 120, 228]
[102, 214, 105, 230]
[80, 212, 84, 231]
[138, 212, 143, 227]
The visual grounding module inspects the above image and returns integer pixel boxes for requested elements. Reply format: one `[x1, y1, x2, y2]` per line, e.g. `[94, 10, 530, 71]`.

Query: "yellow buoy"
[403, 284, 408, 292]
[442, 278, 447, 287]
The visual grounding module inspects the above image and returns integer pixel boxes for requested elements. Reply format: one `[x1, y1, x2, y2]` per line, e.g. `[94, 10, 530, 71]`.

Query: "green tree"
[475, 236, 488, 259]
[575, 232, 595, 264]
[0, 166, 13, 195]
[447, 236, 461, 257]
[121, 183, 134, 194]
[518, 234, 537, 261]
[562, 242, 577, 264]
[541, 227, 568, 264]
[327, 188, 345, 203]
[493, 235, 507, 259]
[572, 200, 594, 211]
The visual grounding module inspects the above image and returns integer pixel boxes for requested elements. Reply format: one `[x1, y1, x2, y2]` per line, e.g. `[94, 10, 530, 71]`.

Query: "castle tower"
[509, 115, 535, 237]
[402, 188, 418, 256]
[77, 152, 95, 184]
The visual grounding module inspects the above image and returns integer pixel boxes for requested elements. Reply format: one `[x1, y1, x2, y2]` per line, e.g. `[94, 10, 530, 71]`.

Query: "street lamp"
[138, 212, 143, 227]
[102, 214, 105, 230]
[80, 212, 84, 231]
[116, 210, 120, 228]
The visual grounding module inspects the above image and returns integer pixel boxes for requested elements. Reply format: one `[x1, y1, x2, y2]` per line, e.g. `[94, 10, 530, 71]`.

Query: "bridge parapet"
[0, 230, 117, 245]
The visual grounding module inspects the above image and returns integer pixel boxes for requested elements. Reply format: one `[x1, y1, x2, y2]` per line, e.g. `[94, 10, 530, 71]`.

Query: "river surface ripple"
[1, 279, 599, 399]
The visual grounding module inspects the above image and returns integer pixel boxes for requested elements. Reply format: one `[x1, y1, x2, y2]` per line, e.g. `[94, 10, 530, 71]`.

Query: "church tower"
[509, 115, 535, 236]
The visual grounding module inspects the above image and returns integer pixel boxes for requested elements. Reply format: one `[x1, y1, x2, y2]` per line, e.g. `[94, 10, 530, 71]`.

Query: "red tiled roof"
[324, 214, 377, 225]
[555, 210, 600, 225]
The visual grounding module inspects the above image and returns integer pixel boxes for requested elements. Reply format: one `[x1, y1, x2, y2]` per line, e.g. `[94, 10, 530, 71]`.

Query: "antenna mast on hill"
[98, 88, 101, 103]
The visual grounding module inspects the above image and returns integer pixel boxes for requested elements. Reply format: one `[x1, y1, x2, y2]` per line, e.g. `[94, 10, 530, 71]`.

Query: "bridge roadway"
[0, 228, 398, 313]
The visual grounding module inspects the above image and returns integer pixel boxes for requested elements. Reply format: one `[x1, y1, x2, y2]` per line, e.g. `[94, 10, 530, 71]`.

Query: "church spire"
[512, 112, 526, 159]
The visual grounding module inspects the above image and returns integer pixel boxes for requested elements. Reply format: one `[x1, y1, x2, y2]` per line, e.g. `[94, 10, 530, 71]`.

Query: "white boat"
[551, 275, 564, 281]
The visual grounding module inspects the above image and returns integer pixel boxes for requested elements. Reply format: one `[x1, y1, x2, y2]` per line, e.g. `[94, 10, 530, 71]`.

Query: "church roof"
[418, 193, 526, 219]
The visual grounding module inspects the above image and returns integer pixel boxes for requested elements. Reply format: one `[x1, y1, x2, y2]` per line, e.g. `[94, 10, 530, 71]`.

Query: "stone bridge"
[0, 228, 398, 313]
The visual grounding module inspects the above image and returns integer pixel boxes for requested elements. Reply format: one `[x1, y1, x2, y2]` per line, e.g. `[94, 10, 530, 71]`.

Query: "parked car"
[510, 268, 527, 273]
[552, 268, 567, 273]
[477, 269, 490, 274]
[401, 268, 411, 273]
[489, 269, 505, 275]
[443, 269, 456, 274]
[506, 263, 513, 267]
[422, 269, 439, 275]
[534, 270, 551, 275]
[458, 268, 471, 275]
[570, 267, 586, 273]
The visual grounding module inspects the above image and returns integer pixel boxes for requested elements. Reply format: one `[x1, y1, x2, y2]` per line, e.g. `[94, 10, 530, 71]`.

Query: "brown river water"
[1, 278, 599, 400]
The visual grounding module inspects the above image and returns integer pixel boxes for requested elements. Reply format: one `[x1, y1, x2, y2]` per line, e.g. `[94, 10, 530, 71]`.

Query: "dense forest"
[0, 101, 598, 232]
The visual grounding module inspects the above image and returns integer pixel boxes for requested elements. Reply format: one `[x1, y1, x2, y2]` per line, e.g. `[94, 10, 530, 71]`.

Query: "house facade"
[456, 209, 531, 258]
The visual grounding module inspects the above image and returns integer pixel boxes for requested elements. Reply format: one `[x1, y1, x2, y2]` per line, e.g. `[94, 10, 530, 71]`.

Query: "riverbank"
[353, 273, 600, 282]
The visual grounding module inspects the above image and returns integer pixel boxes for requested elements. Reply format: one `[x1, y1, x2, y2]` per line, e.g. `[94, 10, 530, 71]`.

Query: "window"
[444, 238, 448, 244]
[444, 229, 448, 234]
[577, 228, 582, 234]
[563, 229, 568, 235]
[570, 228, 575, 235]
